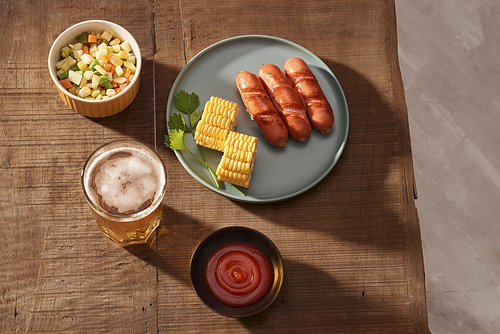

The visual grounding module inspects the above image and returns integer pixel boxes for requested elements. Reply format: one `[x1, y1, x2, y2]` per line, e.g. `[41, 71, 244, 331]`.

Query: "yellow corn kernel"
[117, 51, 130, 59]
[106, 89, 117, 97]
[113, 76, 127, 84]
[109, 38, 121, 46]
[77, 61, 87, 71]
[78, 86, 91, 98]
[216, 131, 257, 188]
[195, 97, 239, 151]
[110, 56, 123, 67]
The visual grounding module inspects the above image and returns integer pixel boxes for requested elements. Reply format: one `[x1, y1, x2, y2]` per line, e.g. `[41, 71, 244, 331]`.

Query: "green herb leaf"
[165, 91, 243, 195]
[174, 90, 200, 115]
[168, 113, 190, 132]
[189, 110, 203, 130]
[164, 130, 186, 151]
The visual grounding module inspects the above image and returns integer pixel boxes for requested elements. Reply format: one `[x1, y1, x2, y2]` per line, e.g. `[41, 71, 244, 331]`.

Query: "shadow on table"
[233, 60, 422, 332]
[235, 59, 413, 253]
[153, 204, 216, 282]
[239, 258, 403, 331]
[81, 58, 173, 149]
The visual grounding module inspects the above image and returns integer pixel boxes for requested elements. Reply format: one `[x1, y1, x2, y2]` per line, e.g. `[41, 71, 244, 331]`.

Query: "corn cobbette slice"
[194, 96, 239, 151]
[216, 131, 258, 188]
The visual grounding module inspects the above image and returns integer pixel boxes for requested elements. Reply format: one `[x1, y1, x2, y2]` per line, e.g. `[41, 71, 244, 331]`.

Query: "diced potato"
[120, 40, 132, 53]
[81, 54, 94, 65]
[92, 75, 99, 89]
[83, 70, 93, 80]
[68, 70, 82, 85]
[70, 43, 83, 51]
[89, 44, 98, 57]
[73, 50, 84, 61]
[100, 30, 113, 42]
[126, 56, 136, 64]
[98, 43, 108, 51]
[55, 30, 136, 100]
[123, 61, 136, 74]
[115, 66, 124, 77]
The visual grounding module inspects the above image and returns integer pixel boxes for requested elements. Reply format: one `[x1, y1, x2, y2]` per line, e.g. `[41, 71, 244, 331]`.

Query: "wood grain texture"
[1, 1, 157, 332]
[0, 0, 429, 333]
[154, 0, 429, 333]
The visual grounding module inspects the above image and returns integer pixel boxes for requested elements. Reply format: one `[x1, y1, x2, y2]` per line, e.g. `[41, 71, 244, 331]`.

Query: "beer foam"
[89, 147, 165, 215]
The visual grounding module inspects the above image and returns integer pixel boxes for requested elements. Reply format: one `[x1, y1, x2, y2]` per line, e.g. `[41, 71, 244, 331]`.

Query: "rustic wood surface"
[0, 0, 429, 333]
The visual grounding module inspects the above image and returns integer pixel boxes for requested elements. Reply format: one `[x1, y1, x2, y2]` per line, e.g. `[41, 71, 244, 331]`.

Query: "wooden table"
[1, 0, 430, 332]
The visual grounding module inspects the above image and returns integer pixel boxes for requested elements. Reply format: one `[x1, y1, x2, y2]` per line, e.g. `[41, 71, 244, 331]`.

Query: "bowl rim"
[190, 226, 284, 318]
[48, 20, 142, 104]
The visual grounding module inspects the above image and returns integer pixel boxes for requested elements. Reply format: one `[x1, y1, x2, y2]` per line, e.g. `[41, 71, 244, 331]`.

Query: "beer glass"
[81, 140, 167, 246]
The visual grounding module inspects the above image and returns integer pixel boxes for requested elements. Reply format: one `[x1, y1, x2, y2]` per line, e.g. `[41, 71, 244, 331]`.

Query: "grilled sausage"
[259, 64, 311, 142]
[284, 57, 334, 134]
[235, 70, 288, 147]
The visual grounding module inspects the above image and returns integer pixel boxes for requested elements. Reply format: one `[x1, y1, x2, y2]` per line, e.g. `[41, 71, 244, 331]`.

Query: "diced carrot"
[124, 68, 131, 79]
[83, 45, 89, 54]
[111, 81, 118, 88]
[125, 78, 130, 85]
[59, 78, 73, 89]
[88, 32, 97, 44]
[104, 64, 115, 74]
[95, 39, 101, 46]
[114, 87, 122, 94]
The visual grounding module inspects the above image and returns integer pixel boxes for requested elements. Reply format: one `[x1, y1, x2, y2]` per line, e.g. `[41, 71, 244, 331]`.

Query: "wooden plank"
[0, 0, 429, 332]
[0, 1, 158, 332]
[153, 0, 429, 332]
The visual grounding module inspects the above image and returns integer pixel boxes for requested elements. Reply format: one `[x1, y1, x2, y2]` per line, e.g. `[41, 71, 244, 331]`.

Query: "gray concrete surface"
[396, 0, 500, 332]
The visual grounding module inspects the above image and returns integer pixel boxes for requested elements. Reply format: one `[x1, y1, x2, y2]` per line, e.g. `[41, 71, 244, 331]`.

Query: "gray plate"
[166, 35, 349, 203]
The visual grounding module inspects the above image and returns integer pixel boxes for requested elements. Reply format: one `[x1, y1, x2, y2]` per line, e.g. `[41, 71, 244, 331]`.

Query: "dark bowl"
[190, 226, 284, 317]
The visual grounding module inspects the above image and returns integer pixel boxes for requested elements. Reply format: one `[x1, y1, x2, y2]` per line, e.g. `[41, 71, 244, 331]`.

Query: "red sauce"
[204, 241, 273, 308]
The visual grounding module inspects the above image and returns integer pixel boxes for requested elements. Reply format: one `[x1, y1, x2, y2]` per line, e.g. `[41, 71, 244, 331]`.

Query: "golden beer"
[81, 140, 167, 246]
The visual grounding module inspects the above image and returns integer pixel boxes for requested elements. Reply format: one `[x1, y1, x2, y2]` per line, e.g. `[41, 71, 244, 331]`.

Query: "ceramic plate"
[166, 35, 349, 203]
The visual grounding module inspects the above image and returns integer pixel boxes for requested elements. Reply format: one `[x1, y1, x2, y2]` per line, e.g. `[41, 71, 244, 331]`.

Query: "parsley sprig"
[165, 91, 218, 187]
[165, 91, 245, 195]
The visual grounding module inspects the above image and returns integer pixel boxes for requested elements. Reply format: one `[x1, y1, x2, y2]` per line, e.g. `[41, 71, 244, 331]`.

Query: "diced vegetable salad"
[55, 30, 137, 100]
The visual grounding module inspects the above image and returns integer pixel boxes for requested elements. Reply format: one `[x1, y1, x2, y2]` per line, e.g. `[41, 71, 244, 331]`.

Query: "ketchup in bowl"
[204, 241, 273, 308]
